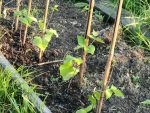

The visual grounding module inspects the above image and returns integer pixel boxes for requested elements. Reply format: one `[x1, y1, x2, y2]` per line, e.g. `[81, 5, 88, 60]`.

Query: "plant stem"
[39, 0, 50, 62]
[15, 0, 20, 32]
[96, 0, 123, 113]
[23, 0, 32, 45]
[79, 0, 95, 86]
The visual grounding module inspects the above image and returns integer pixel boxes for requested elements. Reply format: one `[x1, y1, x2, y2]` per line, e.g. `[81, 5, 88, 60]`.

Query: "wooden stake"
[23, 0, 32, 45]
[96, 0, 123, 113]
[15, 0, 20, 31]
[39, 0, 50, 62]
[79, 0, 95, 86]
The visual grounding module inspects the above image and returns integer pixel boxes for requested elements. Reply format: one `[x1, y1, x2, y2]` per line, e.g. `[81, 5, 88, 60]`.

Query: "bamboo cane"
[39, 0, 50, 62]
[80, 0, 95, 86]
[79, 0, 95, 86]
[96, 0, 123, 113]
[15, 0, 20, 31]
[0, 0, 2, 17]
[23, 0, 32, 45]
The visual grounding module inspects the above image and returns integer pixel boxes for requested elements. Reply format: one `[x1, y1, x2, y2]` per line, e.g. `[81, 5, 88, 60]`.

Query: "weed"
[131, 75, 140, 88]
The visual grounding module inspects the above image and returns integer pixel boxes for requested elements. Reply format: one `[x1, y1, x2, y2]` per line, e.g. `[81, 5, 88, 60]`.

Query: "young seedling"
[60, 55, 83, 81]
[76, 85, 124, 113]
[59, 33, 103, 82]
[15, 0, 21, 31]
[33, 29, 58, 61]
[23, 0, 32, 45]
[79, 0, 95, 86]
[96, 0, 123, 113]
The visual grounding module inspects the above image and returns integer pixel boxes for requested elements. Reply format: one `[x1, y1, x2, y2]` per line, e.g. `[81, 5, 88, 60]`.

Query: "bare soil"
[0, 0, 150, 113]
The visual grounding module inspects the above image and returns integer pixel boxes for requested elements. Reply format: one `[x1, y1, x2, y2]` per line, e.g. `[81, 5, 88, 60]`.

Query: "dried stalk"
[39, 0, 50, 62]
[79, 0, 95, 86]
[23, 0, 32, 45]
[96, 0, 123, 113]
[15, 0, 21, 31]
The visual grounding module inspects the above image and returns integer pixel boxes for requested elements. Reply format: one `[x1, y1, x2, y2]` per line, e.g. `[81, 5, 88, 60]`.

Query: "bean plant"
[76, 85, 124, 113]
[33, 28, 58, 56]
[14, 9, 37, 28]
[60, 30, 104, 81]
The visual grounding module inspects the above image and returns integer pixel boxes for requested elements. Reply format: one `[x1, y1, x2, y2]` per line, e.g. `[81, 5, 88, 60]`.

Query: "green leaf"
[105, 87, 113, 100]
[64, 55, 75, 63]
[110, 85, 124, 97]
[38, 20, 44, 30]
[92, 30, 99, 37]
[87, 45, 95, 55]
[14, 11, 21, 17]
[73, 57, 83, 65]
[33, 36, 44, 51]
[88, 95, 96, 106]
[77, 35, 86, 47]
[141, 99, 150, 105]
[76, 109, 87, 113]
[19, 17, 29, 26]
[43, 34, 52, 43]
[28, 15, 37, 22]
[22, 9, 27, 16]
[89, 35, 104, 43]
[93, 91, 101, 100]
[52, 5, 59, 12]
[94, 38, 104, 43]
[60, 55, 82, 81]
[84, 105, 93, 112]
[74, 45, 83, 51]
[46, 29, 59, 38]
[75, 3, 88, 8]
[60, 62, 79, 81]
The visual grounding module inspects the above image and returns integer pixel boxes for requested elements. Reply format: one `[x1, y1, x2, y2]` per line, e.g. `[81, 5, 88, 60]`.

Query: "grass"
[111, 0, 150, 50]
[0, 66, 39, 113]
[111, 0, 150, 16]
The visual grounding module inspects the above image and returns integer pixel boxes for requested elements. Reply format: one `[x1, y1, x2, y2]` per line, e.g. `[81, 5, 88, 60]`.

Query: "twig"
[38, 60, 63, 66]
[15, 0, 21, 31]
[39, 0, 50, 62]
[96, 0, 123, 113]
[79, 0, 95, 86]
[23, 0, 32, 45]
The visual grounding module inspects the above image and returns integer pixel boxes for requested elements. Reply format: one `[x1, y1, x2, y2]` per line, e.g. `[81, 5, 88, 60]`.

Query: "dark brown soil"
[0, 0, 150, 113]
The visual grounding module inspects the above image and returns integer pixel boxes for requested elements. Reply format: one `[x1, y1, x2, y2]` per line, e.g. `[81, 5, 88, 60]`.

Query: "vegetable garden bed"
[0, 0, 149, 113]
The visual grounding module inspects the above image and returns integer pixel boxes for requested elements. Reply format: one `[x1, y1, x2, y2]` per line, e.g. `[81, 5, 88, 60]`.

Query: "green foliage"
[14, 9, 37, 26]
[89, 30, 104, 43]
[33, 29, 58, 51]
[76, 84, 124, 113]
[0, 67, 38, 113]
[111, 0, 150, 15]
[74, 2, 89, 12]
[74, 35, 95, 55]
[106, 85, 124, 100]
[51, 5, 59, 12]
[60, 55, 83, 81]
[141, 99, 150, 105]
